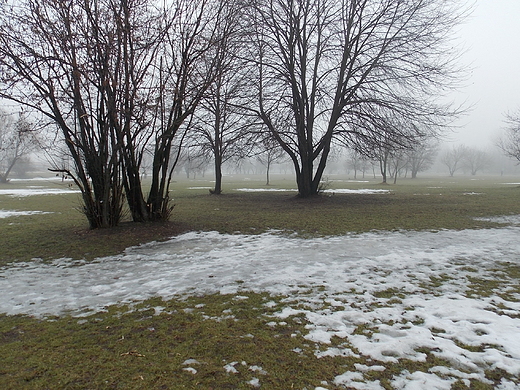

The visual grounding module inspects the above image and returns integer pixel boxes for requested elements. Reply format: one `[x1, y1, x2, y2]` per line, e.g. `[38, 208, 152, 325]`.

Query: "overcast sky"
[1, 1, 519, 151]
[449, 0, 520, 148]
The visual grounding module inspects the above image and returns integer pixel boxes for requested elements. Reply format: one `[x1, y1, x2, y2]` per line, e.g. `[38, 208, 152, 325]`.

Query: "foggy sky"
[2, 1, 519, 151]
[449, 0, 520, 149]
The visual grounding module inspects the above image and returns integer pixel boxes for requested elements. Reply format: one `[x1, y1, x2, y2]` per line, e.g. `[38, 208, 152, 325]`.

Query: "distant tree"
[407, 141, 439, 179]
[181, 147, 210, 179]
[441, 145, 468, 177]
[346, 150, 369, 180]
[388, 151, 408, 184]
[0, 110, 38, 183]
[499, 110, 520, 164]
[256, 135, 286, 185]
[191, 11, 252, 194]
[356, 123, 414, 184]
[462, 147, 492, 176]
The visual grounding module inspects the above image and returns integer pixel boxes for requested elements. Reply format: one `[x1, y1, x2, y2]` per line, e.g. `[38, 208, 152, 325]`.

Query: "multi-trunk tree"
[247, 0, 466, 197]
[0, 0, 235, 227]
[0, 0, 131, 227]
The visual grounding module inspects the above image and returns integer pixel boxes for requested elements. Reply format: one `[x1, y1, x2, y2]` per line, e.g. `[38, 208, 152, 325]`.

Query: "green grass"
[1, 292, 512, 390]
[1, 174, 520, 389]
[0, 292, 407, 390]
[1, 174, 520, 265]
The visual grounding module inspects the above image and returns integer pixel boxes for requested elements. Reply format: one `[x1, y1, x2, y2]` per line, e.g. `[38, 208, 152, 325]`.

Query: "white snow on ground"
[323, 189, 390, 194]
[7, 177, 62, 182]
[0, 210, 52, 218]
[0, 187, 80, 197]
[234, 188, 390, 194]
[235, 188, 297, 192]
[2, 218, 520, 388]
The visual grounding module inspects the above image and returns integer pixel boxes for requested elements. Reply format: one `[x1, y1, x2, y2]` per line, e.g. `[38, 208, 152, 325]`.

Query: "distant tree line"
[0, 0, 469, 228]
[441, 145, 493, 177]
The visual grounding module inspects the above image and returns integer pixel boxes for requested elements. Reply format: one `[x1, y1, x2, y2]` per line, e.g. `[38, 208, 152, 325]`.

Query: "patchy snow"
[224, 362, 240, 374]
[323, 189, 390, 194]
[474, 215, 520, 226]
[0, 209, 52, 218]
[235, 188, 297, 192]
[234, 188, 390, 194]
[2, 217, 520, 387]
[8, 177, 64, 182]
[0, 188, 80, 197]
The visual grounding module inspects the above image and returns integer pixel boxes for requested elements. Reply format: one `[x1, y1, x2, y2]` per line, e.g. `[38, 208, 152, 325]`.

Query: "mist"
[447, 0, 520, 149]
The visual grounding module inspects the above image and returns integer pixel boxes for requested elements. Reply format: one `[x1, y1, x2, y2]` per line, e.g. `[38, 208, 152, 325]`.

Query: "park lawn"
[1, 174, 519, 265]
[1, 174, 519, 389]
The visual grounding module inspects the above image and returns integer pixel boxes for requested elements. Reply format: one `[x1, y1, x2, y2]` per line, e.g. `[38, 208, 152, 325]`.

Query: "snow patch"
[0, 188, 80, 197]
[0, 210, 52, 218]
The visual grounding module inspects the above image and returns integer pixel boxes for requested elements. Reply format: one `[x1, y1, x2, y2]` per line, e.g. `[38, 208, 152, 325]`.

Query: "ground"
[1, 174, 519, 389]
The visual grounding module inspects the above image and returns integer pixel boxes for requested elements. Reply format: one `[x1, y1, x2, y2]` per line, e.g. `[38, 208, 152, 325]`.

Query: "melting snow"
[2, 217, 520, 387]
[234, 188, 390, 194]
[0, 188, 80, 197]
[235, 188, 296, 192]
[323, 189, 390, 194]
[0, 210, 52, 218]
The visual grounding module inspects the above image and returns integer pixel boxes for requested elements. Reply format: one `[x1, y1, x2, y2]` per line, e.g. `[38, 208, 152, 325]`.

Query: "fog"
[448, 0, 520, 149]
[3, 0, 520, 176]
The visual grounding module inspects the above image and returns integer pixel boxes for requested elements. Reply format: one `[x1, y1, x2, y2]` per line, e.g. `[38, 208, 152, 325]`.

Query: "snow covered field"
[1, 215, 520, 389]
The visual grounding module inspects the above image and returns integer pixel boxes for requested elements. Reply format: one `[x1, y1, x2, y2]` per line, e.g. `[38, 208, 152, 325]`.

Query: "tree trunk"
[212, 156, 223, 195]
[266, 159, 271, 185]
[380, 158, 388, 184]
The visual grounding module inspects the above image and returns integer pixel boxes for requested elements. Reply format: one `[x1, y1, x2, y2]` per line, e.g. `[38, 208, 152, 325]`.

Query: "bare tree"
[176, 144, 210, 179]
[145, 0, 238, 217]
[246, 0, 467, 197]
[0, 0, 234, 226]
[462, 147, 492, 176]
[388, 151, 408, 184]
[407, 141, 439, 179]
[191, 8, 252, 195]
[0, 110, 38, 183]
[441, 144, 468, 177]
[0, 0, 134, 227]
[346, 150, 363, 180]
[256, 135, 286, 185]
[499, 110, 520, 164]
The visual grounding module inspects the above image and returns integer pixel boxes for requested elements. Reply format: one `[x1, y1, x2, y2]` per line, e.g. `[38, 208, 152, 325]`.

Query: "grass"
[1, 292, 512, 390]
[0, 293, 340, 389]
[1, 173, 520, 389]
[1, 174, 520, 265]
